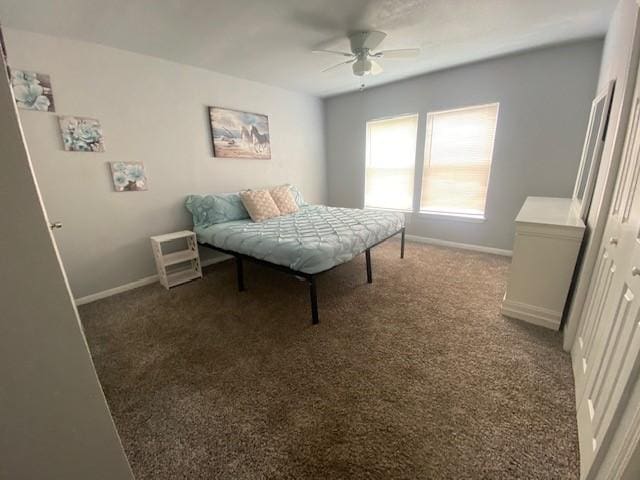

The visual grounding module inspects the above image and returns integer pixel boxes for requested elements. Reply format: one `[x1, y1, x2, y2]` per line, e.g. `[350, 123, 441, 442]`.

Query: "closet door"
[573, 65, 640, 478]
[571, 91, 638, 398]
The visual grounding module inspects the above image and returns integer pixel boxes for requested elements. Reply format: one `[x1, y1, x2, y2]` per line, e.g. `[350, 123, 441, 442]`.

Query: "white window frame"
[362, 104, 499, 222]
[364, 113, 419, 212]
[418, 102, 500, 221]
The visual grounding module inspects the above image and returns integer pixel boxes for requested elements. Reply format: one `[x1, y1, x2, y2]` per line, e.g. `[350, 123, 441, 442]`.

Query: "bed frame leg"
[365, 248, 372, 284]
[401, 228, 406, 259]
[235, 256, 245, 292]
[309, 276, 319, 325]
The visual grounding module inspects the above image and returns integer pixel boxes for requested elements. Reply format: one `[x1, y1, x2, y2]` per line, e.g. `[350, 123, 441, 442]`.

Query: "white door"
[0, 51, 133, 478]
[572, 64, 640, 478]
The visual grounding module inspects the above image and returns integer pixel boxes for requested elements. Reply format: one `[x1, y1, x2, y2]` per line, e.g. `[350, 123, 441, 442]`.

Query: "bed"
[186, 189, 405, 324]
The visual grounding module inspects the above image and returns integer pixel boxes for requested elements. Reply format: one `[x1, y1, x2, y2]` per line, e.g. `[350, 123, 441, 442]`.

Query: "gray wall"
[324, 39, 603, 250]
[0, 48, 133, 480]
[5, 28, 327, 299]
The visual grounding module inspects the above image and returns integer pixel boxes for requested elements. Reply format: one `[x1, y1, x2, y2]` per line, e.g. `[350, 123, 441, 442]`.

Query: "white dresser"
[501, 197, 585, 330]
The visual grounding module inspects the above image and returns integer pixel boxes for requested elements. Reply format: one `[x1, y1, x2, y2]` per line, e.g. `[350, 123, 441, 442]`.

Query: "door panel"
[577, 260, 640, 477]
[590, 285, 636, 436]
[613, 99, 640, 218]
[574, 248, 614, 399]
[573, 63, 640, 479]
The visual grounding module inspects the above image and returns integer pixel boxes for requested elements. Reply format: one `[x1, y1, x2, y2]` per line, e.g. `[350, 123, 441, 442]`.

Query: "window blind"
[365, 114, 418, 211]
[421, 103, 499, 216]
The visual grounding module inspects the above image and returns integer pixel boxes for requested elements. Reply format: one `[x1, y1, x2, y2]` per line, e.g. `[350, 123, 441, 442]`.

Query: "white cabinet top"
[515, 197, 585, 230]
[150, 230, 195, 243]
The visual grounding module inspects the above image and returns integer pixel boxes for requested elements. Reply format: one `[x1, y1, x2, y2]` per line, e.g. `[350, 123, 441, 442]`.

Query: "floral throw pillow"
[270, 185, 299, 215]
[239, 189, 281, 222]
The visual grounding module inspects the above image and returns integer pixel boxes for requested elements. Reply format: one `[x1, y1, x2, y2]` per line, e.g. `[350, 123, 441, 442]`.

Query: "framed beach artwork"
[11, 69, 56, 112]
[209, 106, 271, 159]
[58, 116, 105, 152]
[110, 162, 148, 192]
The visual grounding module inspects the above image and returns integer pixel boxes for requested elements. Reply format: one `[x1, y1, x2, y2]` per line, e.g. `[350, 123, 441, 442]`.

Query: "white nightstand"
[150, 230, 202, 289]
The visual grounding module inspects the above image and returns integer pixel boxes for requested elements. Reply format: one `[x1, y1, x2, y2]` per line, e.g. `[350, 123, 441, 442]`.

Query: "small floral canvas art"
[58, 116, 105, 152]
[11, 69, 55, 112]
[110, 162, 148, 192]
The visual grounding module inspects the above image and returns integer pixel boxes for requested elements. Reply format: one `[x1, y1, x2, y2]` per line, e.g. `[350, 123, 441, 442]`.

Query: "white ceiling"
[0, 0, 617, 97]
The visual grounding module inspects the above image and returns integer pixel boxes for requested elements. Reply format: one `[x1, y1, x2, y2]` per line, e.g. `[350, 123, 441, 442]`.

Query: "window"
[365, 114, 418, 211]
[420, 103, 499, 217]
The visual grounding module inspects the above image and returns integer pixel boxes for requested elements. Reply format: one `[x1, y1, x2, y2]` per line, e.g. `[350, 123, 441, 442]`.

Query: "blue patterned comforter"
[195, 205, 404, 274]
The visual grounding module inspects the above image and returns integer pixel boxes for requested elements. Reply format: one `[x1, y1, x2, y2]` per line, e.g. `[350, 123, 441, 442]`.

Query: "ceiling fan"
[313, 31, 420, 77]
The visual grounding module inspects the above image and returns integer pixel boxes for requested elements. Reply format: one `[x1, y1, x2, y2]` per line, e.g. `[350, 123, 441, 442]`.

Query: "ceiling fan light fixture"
[352, 58, 372, 76]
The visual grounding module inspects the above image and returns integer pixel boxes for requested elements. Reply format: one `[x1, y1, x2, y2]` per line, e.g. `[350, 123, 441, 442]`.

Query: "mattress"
[195, 204, 404, 274]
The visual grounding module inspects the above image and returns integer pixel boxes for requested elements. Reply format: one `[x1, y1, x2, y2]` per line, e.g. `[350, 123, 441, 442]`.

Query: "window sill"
[364, 206, 413, 214]
[416, 211, 486, 223]
[363, 207, 486, 223]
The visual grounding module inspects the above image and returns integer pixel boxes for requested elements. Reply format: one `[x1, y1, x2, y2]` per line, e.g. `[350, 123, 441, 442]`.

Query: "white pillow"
[239, 189, 281, 222]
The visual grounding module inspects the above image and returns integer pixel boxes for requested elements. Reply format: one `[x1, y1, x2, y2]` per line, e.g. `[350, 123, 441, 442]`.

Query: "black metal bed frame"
[199, 227, 405, 325]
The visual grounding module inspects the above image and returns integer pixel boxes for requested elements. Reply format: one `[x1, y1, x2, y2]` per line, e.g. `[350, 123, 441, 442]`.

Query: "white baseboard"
[74, 256, 228, 306]
[501, 298, 561, 330]
[404, 234, 512, 257]
[75, 236, 508, 306]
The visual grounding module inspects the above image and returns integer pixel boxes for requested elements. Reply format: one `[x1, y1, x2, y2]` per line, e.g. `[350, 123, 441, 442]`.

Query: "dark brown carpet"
[79, 240, 579, 479]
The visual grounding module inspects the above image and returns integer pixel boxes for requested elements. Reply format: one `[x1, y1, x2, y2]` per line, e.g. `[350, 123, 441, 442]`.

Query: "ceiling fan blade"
[361, 30, 387, 50]
[370, 60, 383, 76]
[312, 49, 354, 57]
[322, 58, 356, 73]
[374, 48, 420, 59]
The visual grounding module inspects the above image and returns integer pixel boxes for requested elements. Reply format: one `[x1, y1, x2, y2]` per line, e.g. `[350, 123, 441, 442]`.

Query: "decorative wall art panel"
[11, 69, 55, 112]
[209, 107, 271, 159]
[58, 116, 105, 152]
[110, 162, 148, 192]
